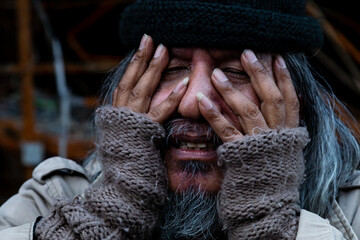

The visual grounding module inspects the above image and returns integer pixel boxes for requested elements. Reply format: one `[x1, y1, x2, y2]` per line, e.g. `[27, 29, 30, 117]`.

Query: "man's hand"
[112, 34, 188, 124]
[197, 49, 300, 142]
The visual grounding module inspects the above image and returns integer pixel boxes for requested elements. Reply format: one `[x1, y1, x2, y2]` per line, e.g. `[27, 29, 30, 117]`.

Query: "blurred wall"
[0, 0, 359, 204]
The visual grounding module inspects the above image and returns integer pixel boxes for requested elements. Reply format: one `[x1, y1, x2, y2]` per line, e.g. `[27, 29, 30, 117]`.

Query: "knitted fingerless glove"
[35, 106, 167, 240]
[217, 127, 309, 240]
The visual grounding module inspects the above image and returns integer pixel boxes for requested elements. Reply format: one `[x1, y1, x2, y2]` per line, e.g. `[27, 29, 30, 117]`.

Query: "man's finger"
[241, 50, 286, 129]
[196, 92, 243, 143]
[113, 34, 154, 108]
[147, 77, 189, 124]
[274, 55, 300, 128]
[211, 68, 268, 134]
[128, 44, 169, 112]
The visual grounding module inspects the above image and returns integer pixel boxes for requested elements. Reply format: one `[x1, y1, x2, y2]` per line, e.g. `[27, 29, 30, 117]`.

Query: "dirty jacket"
[0, 156, 359, 240]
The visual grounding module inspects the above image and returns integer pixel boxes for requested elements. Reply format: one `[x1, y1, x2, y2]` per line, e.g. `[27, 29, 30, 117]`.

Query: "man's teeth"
[179, 142, 215, 150]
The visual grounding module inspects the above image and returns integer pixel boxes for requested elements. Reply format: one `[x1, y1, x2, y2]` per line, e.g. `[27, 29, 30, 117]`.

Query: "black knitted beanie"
[119, 0, 323, 53]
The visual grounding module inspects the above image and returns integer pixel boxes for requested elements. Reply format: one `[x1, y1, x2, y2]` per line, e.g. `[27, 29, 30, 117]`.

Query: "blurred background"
[0, 0, 359, 204]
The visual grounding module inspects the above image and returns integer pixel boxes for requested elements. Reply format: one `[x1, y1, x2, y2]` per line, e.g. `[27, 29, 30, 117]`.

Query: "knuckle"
[148, 59, 161, 71]
[132, 50, 148, 64]
[241, 104, 260, 119]
[148, 58, 161, 72]
[220, 124, 238, 138]
[129, 88, 142, 100]
[287, 117, 299, 128]
[223, 85, 237, 95]
[130, 97, 150, 113]
[264, 91, 283, 103]
[280, 68, 291, 78]
[208, 107, 221, 119]
[149, 106, 163, 120]
[131, 53, 141, 63]
[136, 49, 145, 59]
[116, 82, 129, 95]
[288, 97, 300, 112]
[253, 63, 272, 76]
[272, 94, 285, 106]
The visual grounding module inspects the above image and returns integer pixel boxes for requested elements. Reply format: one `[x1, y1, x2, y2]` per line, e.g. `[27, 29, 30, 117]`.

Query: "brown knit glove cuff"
[35, 107, 168, 240]
[217, 127, 309, 240]
[95, 106, 167, 201]
[95, 106, 165, 145]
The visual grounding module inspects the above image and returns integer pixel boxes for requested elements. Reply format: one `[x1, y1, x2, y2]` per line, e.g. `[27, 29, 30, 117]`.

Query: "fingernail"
[276, 56, 287, 69]
[139, 34, 148, 50]
[213, 68, 228, 82]
[154, 44, 164, 58]
[244, 49, 258, 63]
[196, 92, 213, 110]
[130, 54, 136, 62]
[173, 77, 189, 93]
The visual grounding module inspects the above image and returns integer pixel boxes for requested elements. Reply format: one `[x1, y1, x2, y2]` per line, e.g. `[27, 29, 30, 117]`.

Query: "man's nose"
[177, 65, 221, 119]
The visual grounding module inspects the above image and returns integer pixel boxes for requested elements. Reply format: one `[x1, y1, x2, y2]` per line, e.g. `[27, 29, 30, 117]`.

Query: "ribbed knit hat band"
[119, 0, 323, 52]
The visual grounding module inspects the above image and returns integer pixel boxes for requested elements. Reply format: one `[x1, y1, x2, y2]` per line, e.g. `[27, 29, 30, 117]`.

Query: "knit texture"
[217, 127, 309, 240]
[35, 106, 167, 240]
[119, 0, 323, 53]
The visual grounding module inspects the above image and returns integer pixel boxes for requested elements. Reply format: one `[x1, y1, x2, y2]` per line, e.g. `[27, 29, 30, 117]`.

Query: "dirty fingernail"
[213, 68, 228, 82]
[244, 49, 258, 63]
[276, 56, 287, 69]
[139, 34, 148, 50]
[154, 44, 164, 58]
[173, 77, 189, 93]
[196, 92, 213, 110]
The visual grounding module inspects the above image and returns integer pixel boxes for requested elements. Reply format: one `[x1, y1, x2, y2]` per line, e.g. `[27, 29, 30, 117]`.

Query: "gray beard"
[156, 191, 225, 240]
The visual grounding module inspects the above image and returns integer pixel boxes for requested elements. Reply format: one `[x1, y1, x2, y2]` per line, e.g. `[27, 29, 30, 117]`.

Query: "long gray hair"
[284, 53, 360, 217]
[99, 50, 360, 218]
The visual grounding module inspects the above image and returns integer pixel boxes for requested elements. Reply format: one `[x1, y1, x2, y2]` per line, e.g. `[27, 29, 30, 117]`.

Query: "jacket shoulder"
[340, 170, 360, 189]
[32, 156, 88, 182]
[0, 223, 34, 240]
[297, 209, 345, 239]
[0, 157, 91, 231]
[338, 170, 360, 238]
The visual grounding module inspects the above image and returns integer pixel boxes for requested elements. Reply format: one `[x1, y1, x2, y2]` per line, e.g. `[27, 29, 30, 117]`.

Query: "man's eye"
[222, 68, 249, 80]
[164, 66, 188, 75]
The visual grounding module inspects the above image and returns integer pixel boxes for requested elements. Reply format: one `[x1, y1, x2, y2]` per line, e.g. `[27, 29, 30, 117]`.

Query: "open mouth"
[167, 135, 220, 164]
[168, 130, 221, 151]
[174, 141, 216, 151]
[163, 119, 224, 193]
[165, 132, 224, 193]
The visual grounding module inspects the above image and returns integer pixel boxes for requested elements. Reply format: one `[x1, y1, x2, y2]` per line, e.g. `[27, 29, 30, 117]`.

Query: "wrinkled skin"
[112, 34, 299, 194]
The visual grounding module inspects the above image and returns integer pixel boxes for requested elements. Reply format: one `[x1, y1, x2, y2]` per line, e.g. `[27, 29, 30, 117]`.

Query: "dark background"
[0, 0, 359, 204]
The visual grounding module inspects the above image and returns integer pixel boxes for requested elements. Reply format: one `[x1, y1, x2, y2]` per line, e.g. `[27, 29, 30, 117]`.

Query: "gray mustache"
[164, 119, 222, 147]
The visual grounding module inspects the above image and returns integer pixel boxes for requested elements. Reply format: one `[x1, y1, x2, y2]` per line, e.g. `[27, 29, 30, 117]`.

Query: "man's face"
[149, 48, 261, 194]
[112, 35, 299, 239]
[112, 35, 298, 197]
